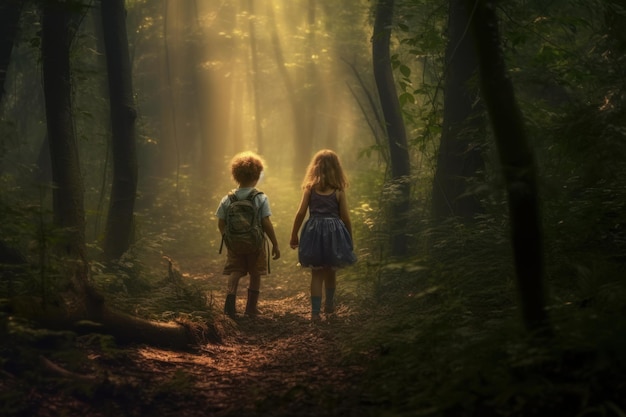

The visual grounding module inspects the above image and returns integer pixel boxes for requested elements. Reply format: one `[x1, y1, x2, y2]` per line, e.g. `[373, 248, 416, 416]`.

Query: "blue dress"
[298, 190, 357, 269]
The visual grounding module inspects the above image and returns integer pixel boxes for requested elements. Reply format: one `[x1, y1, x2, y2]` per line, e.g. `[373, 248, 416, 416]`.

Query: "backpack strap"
[247, 189, 270, 273]
[245, 189, 265, 219]
[246, 188, 263, 201]
[220, 190, 237, 254]
[246, 189, 270, 272]
[228, 188, 263, 202]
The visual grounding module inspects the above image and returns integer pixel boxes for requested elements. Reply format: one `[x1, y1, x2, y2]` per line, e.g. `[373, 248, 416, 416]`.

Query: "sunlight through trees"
[2, 0, 626, 415]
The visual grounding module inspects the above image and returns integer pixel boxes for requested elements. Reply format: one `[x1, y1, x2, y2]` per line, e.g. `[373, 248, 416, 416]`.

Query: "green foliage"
[354, 0, 446, 170]
[0, 174, 78, 302]
[2, 1, 626, 415]
[343, 213, 626, 417]
[135, 173, 218, 261]
[0, 313, 93, 417]
[393, 0, 446, 155]
[90, 254, 213, 323]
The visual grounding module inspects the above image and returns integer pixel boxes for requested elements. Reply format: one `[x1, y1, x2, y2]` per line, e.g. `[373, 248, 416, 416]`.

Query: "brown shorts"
[222, 246, 268, 275]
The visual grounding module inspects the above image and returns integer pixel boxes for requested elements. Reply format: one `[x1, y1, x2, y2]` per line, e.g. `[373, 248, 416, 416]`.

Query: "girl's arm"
[337, 190, 353, 240]
[290, 189, 311, 248]
[218, 218, 226, 235]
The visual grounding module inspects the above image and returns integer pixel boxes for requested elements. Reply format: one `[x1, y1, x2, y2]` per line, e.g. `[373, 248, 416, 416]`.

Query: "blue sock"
[325, 287, 336, 307]
[311, 296, 322, 314]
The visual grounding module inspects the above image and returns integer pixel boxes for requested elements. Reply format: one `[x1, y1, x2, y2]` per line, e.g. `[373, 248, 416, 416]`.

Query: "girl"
[290, 149, 357, 321]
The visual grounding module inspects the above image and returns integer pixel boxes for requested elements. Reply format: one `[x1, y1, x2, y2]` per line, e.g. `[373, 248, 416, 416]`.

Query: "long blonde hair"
[301, 149, 348, 191]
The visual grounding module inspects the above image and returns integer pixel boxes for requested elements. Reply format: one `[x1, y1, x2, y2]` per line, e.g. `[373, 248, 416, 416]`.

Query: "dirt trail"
[70, 261, 370, 417]
[140, 298, 367, 416]
[18, 254, 370, 417]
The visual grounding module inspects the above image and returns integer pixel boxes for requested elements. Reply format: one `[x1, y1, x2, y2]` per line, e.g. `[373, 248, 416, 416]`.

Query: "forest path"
[90, 258, 370, 417]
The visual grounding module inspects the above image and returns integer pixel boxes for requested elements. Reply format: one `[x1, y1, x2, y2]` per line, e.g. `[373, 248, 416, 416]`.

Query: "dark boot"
[224, 294, 236, 318]
[324, 287, 336, 314]
[311, 295, 322, 322]
[244, 289, 261, 317]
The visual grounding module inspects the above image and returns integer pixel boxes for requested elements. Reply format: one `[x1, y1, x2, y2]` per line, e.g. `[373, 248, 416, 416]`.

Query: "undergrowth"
[343, 216, 626, 417]
[2, 153, 626, 416]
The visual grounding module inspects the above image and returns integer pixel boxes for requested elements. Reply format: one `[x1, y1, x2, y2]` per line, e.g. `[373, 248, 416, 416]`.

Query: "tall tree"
[299, 0, 318, 166]
[267, 0, 318, 178]
[372, 0, 411, 257]
[0, 0, 25, 106]
[468, 0, 550, 334]
[100, 0, 138, 261]
[247, 0, 264, 154]
[36, 0, 202, 349]
[41, 0, 87, 279]
[158, 0, 181, 182]
[162, 1, 195, 177]
[431, 0, 486, 221]
[195, 0, 235, 180]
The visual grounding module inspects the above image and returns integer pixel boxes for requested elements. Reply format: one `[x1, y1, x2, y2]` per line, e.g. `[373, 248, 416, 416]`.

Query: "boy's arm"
[216, 197, 227, 235]
[261, 216, 281, 260]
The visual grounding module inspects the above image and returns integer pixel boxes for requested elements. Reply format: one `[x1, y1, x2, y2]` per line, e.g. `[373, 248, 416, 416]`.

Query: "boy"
[216, 152, 280, 317]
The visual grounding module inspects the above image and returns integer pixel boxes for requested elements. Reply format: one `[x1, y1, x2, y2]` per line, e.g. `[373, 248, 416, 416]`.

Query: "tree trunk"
[41, 1, 205, 350]
[0, 0, 24, 106]
[267, 0, 316, 178]
[372, 0, 411, 257]
[12, 289, 211, 351]
[247, 0, 264, 154]
[42, 0, 88, 278]
[90, 2, 112, 241]
[101, 0, 138, 261]
[159, 0, 180, 181]
[297, 0, 318, 170]
[467, 0, 550, 334]
[432, 0, 486, 221]
[160, 0, 205, 182]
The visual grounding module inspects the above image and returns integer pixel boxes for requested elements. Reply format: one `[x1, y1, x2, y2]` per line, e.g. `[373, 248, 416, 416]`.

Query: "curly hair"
[231, 151, 264, 184]
[301, 149, 348, 191]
